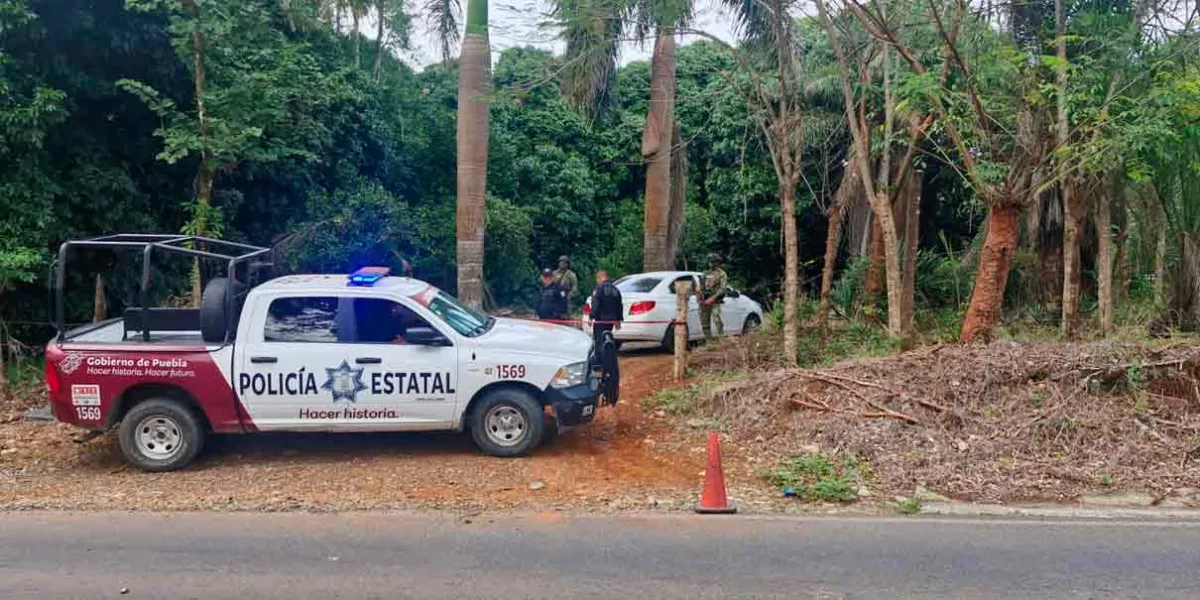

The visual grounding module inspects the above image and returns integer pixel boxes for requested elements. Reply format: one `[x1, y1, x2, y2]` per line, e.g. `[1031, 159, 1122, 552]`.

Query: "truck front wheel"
[118, 398, 206, 472]
[469, 389, 545, 457]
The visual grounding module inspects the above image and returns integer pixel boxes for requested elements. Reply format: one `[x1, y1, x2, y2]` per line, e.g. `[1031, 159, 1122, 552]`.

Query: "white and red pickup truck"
[44, 235, 602, 471]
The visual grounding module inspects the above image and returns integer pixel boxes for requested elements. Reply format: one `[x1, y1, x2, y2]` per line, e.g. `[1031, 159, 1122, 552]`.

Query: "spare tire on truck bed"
[200, 277, 245, 343]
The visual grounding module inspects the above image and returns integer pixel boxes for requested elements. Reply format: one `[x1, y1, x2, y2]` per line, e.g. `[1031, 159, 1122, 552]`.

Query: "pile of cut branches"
[704, 341, 1200, 503]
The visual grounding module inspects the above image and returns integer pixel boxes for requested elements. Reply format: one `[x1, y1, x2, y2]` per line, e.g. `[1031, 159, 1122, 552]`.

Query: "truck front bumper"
[545, 376, 601, 427]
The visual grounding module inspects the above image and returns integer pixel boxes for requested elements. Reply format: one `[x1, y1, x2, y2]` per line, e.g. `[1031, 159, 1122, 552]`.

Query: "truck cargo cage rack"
[54, 234, 273, 344]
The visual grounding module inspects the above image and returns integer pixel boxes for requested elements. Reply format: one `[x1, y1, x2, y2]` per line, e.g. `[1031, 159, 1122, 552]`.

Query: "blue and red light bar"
[348, 266, 390, 286]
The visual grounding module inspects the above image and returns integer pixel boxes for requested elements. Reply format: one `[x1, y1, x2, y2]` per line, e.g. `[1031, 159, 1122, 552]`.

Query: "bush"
[282, 183, 537, 307]
[483, 196, 537, 307]
[795, 321, 899, 367]
[643, 386, 705, 415]
[283, 180, 420, 275]
[915, 248, 971, 309]
[829, 254, 869, 316]
[763, 452, 864, 503]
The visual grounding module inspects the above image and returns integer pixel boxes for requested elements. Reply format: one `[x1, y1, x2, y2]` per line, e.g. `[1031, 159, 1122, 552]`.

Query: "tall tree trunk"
[373, 4, 386, 81]
[1055, 0, 1081, 338]
[641, 32, 677, 272]
[183, 0, 212, 308]
[664, 123, 687, 267]
[782, 183, 799, 363]
[1034, 189, 1064, 306]
[1061, 181, 1082, 338]
[848, 195, 872, 258]
[863, 217, 884, 306]
[818, 163, 857, 321]
[1097, 179, 1114, 336]
[960, 203, 1021, 342]
[1175, 234, 1200, 329]
[1155, 211, 1167, 307]
[900, 170, 921, 336]
[872, 195, 904, 335]
[455, 0, 490, 308]
[1114, 196, 1129, 303]
[353, 10, 361, 67]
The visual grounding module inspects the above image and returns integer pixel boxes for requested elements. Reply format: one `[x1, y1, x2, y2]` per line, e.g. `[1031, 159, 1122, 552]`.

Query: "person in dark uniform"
[536, 268, 564, 320]
[590, 270, 623, 344]
[589, 269, 623, 405]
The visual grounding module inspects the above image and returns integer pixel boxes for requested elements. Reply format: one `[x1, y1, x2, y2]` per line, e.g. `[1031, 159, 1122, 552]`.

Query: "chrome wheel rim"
[135, 415, 183, 460]
[484, 405, 527, 447]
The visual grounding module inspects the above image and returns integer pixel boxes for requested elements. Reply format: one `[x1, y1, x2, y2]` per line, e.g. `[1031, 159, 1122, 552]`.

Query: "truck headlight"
[550, 362, 588, 389]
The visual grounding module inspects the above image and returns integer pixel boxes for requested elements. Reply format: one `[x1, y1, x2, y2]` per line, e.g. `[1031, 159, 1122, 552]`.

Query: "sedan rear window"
[615, 276, 662, 294]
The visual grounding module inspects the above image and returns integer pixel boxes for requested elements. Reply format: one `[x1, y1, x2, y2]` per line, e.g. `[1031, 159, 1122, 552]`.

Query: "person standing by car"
[537, 268, 566, 320]
[700, 253, 728, 340]
[552, 255, 578, 306]
[590, 269, 623, 405]
[590, 269, 623, 346]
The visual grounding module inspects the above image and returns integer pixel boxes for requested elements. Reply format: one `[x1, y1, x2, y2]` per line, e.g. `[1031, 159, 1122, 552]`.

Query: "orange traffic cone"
[695, 431, 737, 514]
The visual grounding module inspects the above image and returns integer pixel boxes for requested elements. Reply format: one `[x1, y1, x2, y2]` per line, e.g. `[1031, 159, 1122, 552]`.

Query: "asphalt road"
[3, 512, 1199, 599]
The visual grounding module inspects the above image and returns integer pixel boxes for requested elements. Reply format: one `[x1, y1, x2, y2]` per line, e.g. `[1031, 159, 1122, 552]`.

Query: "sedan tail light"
[629, 301, 656, 316]
[45, 360, 61, 394]
[582, 303, 591, 316]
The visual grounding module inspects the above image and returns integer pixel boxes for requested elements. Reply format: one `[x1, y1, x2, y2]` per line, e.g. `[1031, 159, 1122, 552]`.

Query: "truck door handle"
[356, 357, 382, 364]
[250, 356, 277, 364]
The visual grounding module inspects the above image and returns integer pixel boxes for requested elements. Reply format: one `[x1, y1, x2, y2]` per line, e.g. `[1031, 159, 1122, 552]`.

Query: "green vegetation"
[3, 0, 1200, 379]
[764, 452, 865, 503]
[896, 497, 922, 515]
[643, 385, 706, 416]
[643, 374, 742, 415]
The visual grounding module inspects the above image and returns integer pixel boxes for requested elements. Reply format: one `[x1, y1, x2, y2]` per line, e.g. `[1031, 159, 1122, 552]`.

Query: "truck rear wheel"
[118, 398, 205, 472]
[469, 389, 545, 457]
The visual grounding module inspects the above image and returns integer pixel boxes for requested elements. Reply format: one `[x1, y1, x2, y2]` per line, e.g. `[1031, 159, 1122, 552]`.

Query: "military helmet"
[708, 252, 723, 264]
[558, 255, 570, 264]
[541, 267, 554, 276]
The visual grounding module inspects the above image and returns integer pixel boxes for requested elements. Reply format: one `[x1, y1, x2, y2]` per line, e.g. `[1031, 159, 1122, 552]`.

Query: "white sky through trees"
[385, 0, 740, 69]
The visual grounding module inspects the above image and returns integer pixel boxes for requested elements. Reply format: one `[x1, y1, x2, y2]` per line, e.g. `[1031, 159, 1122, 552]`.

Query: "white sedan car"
[584, 271, 764, 351]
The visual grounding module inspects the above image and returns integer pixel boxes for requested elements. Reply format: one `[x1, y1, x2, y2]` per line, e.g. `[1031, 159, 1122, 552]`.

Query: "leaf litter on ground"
[694, 337, 1200, 504]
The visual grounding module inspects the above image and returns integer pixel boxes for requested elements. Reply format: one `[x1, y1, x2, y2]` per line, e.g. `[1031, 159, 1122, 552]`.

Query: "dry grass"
[697, 338, 1200, 503]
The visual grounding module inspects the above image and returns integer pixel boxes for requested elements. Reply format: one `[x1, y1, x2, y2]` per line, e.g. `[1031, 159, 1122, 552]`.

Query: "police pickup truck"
[44, 235, 601, 471]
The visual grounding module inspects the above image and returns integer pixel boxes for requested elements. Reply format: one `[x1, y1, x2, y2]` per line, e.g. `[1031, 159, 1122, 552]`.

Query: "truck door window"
[264, 297, 338, 343]
[350, 298, 438, 344]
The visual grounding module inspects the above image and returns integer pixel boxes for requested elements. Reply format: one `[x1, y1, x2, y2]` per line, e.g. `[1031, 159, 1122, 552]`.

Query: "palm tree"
[454, 0, 489, 307]
[316, 0, 482, 306]
[554, 0, 691, 271]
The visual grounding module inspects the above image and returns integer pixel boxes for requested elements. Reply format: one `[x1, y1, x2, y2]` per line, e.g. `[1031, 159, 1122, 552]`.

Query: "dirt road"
[1, 350, 731, 512]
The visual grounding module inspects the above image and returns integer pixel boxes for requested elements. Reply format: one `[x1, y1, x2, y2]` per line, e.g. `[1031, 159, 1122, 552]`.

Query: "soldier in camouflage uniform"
[552, 255, 578, 302]
[700, 253, 728, 340]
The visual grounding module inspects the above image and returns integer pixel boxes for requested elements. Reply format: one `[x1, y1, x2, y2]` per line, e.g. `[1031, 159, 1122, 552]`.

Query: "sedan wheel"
[742, 314, 762, 334]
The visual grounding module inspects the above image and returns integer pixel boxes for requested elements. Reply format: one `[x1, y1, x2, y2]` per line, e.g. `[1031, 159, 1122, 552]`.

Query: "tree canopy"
[3, 0, 1200, 357]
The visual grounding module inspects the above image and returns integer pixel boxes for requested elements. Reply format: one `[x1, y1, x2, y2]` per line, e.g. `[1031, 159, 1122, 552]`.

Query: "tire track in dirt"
[524, 350, 704, 502]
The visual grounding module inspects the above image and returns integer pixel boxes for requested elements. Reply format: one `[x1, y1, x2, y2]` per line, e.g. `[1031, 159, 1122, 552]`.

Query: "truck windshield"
[426, 291, 494, 338]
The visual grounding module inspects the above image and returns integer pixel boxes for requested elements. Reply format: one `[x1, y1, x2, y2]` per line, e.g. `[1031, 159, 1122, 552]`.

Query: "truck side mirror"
[406, 327, 451, 347]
